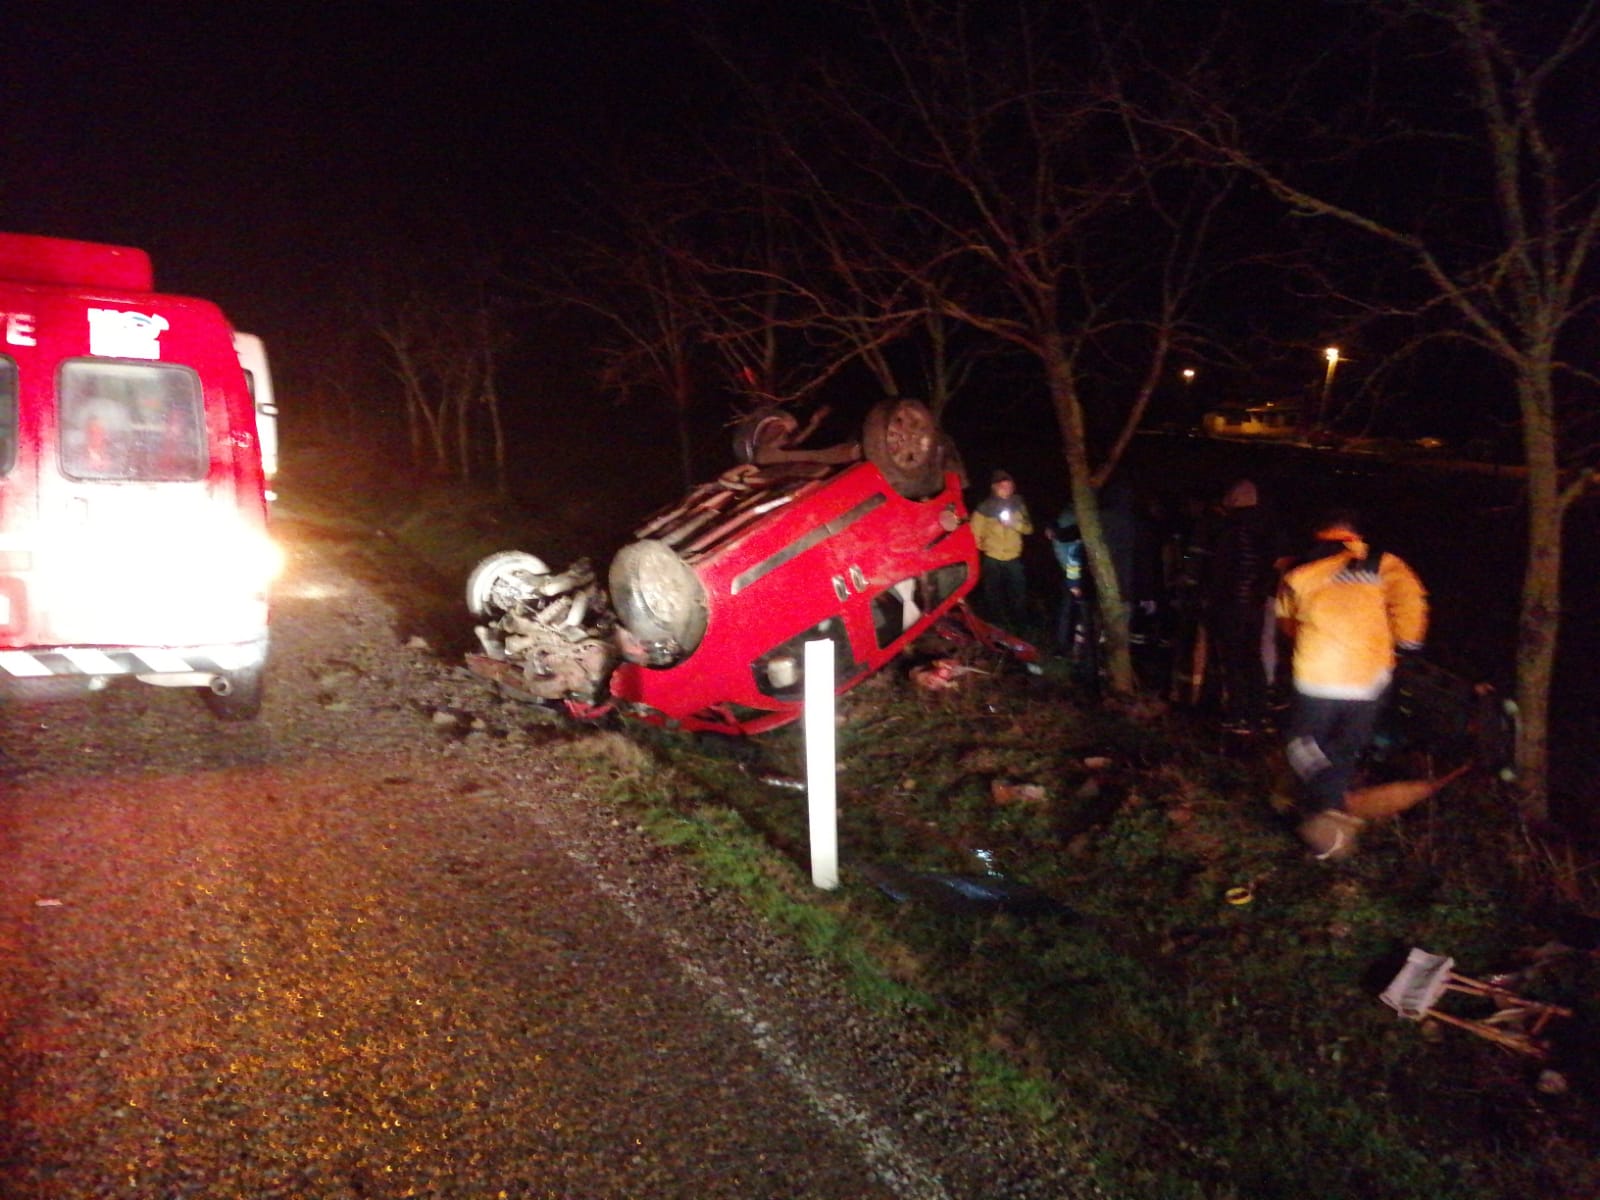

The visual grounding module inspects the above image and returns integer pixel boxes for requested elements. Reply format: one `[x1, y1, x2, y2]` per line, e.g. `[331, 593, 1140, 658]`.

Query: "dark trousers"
[1285, 690, 1384, 813]
[1054, 581, 1101, 683]
[1210, 601, 1269, 726]
[980, 555, 1029, 632]
[1054, 588, 1089, 655]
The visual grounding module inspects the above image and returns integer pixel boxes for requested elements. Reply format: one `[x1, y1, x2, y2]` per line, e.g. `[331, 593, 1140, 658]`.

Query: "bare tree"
[364, 252, 511, 487]
[1171, 0, 1600, 815]
[525, 4, 1226, 698]
[515, 179, 728, 492]
[528, 164, 946, 487]
[748, 0, 1228, 693]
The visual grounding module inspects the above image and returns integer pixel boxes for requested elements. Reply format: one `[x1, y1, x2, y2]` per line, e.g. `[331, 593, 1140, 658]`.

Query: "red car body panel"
[605, 458, 980, 734]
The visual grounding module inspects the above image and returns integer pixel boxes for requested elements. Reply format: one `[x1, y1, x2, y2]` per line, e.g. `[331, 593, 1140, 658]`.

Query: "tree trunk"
[485, 377, 507, 497]
[673, 357, 695, 491]
[428, 397, 451, 476]
[456, 383, 472, 483]
[1044, 353, 1135, 694]
[1513, 369, 1562, 819]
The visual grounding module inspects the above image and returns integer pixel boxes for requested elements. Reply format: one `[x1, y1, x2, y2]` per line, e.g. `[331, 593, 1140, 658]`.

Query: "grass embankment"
[558, 664, 1599, 1200]
[317, 468, 1598, 1198]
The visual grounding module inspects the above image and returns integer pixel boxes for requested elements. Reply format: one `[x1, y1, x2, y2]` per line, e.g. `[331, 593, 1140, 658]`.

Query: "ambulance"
[232, 331, 277, 499]
[0, 232, 277, 719]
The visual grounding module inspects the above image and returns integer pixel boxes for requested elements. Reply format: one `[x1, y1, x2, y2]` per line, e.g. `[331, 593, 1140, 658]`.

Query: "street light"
[1318, 346, 1341, 429]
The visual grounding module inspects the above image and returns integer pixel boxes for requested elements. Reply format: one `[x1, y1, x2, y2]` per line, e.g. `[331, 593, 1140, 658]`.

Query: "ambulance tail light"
[0, 577, 24, 634]
[204, 523, 286, 594]
[54, 512, 282, 639]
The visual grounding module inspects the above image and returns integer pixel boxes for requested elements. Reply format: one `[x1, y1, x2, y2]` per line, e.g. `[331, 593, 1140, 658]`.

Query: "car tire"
[466, 550, 551, 618]
[731, 407, 799, 465]
[862, 397, 944, 498]
[204, 666, 264, 722]
[610, 539, 709, 662]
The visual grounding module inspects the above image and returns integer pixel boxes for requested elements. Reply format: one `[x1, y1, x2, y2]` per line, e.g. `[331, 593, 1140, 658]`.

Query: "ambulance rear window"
[59, 360, 207, 482]
[0, 357, 14, 475]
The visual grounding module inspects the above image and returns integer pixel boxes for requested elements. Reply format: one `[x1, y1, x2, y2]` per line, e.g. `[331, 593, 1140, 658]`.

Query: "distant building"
[1202, 401, 1301, 439]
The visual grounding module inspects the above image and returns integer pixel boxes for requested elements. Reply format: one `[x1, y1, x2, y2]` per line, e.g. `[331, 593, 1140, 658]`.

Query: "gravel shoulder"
[0, 510, 1086, 1198]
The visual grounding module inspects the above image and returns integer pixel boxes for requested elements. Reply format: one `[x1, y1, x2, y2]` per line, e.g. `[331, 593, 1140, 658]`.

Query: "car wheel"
[610, 539, 708, 662]
[731, 407, 799, 465]
[862, 398, 944, 498]
[466, 550, 551, 618]
[204, 666, 264, 721]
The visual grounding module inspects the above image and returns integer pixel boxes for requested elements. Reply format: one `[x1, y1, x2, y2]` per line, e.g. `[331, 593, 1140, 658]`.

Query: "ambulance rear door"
[28, 291, 273, 653]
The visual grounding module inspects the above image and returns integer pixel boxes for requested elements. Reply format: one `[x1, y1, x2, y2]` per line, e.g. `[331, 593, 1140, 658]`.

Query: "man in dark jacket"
[1047, 505, 1091, 668]
[1202, 479, 1281, 734]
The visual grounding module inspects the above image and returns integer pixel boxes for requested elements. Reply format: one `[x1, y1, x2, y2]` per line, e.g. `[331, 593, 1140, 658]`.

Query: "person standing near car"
[970, 469, 1034, 632]
[1046, 504, 1089, 663]
[1277, 509, 1428, 860]
[1202, 479, 1283, 735]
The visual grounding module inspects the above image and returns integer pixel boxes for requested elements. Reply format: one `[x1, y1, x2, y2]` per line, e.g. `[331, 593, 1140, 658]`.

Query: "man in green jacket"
[970, 469, 1034, 631]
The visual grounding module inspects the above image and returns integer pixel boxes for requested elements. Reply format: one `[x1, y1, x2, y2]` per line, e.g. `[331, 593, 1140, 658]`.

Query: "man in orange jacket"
[1276, 509, 1428, 860]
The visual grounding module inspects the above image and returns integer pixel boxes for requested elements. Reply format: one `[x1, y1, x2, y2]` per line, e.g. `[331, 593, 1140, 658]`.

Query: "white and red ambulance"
[0, 232, 277, 719]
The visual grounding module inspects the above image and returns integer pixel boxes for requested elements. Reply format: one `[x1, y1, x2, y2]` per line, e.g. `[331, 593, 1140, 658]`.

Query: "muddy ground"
[0, 510, 1083, 1200]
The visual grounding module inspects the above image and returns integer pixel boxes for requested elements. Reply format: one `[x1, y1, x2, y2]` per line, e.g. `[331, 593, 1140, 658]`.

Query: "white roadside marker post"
[804, 638, 839, 890]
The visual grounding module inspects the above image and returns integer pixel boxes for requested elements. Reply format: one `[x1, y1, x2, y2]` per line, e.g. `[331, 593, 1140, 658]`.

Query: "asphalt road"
[0, 514, 1055, 1199]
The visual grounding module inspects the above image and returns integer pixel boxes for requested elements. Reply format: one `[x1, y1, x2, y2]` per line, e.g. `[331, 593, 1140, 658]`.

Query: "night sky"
[2, 3, 1590, 461]
[1, 4, 724, 353]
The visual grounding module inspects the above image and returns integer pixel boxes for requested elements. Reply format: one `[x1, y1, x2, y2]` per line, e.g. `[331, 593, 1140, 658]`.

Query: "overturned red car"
[464, 399, 1036, 735]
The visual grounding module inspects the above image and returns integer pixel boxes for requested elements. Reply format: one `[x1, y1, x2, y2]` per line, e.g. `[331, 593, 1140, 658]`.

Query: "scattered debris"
[1379, 947, 1573, 1058]
[990, 780, 1048, 805]
[856, 861, 1074, 918]
[1537, 1069, 1570, 1096]
[910, 658, 989, 692]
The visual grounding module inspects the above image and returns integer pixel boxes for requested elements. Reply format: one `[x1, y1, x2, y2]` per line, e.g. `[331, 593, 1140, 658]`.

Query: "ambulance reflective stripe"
[0, 645, 263, 678]
[0, 650, 53, 677]
[128, 648, 193, 673]
[62, 648, 122, 674]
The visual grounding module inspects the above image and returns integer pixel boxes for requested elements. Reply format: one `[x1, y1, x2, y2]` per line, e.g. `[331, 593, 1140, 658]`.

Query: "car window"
[871, 563, 970, 650]
[59, 359, 207, 481]
[872, 579, 922, 649]
[918, 563, 969, 611]
[753, 615, 861, 700]
[0, 357, 15, 475]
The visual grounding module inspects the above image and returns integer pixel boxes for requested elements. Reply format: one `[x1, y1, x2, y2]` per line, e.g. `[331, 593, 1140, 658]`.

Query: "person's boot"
[1297, 809, 1366, 861]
